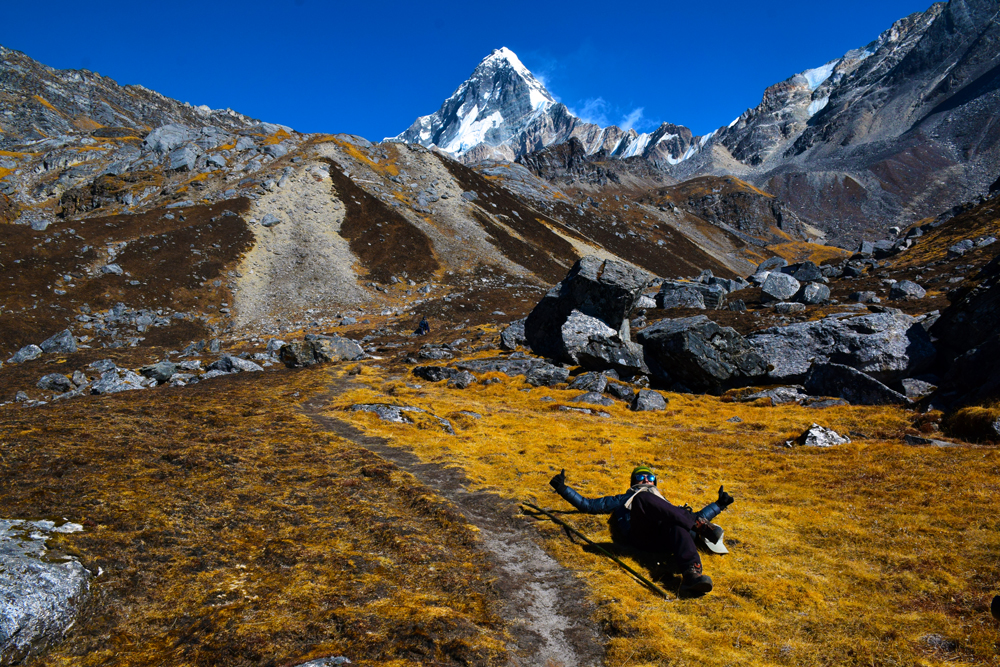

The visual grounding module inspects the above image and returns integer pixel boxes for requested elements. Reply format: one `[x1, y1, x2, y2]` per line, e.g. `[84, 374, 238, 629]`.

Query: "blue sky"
[2, 0, 935, 139]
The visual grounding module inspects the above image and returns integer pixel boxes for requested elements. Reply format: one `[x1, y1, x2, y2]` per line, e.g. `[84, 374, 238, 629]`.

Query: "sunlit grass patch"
[330, 362, 1000, 666]
[0, 369, 508, 666]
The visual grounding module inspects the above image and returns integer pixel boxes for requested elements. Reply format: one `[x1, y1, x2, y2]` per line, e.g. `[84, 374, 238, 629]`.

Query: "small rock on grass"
[413, 366, 459, 382]
[775, 302, 806, 314]
[447, 371, 476, 389]
[631, 389, 667, 411]
[207, 355, 263, 373]
[36, 373, 73, 392]
[572, 392, 615, 407]
[791, 424, 851, 447]
[7, 345, 42, 364]
[568, 372, 607, 393]
[141, 361, 178, 383]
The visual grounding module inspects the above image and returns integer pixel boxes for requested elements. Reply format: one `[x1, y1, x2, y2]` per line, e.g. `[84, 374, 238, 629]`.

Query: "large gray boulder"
[568, 372, 608, 393]
[636, 316, 768, 393]
[748, 310, 936, 384]
[279, 337, 364, 367]
[804, 363, 909, 405]
[781, 261, 822, 283]
[524, 363, 570, 387]
[1, 519, 90, 664]
[889, 280, 926, 301]
[559, 310, 648, 376]
[524, 256, 652, 364]
[168, 144, 201, 172]
[143, 124, 192, 153]
[930, 255, 1000, 407]
[655, 282, 706, 310]
[39, 330, 76, 355]
[797, 283, 831, 305]
[631, 389, 667, 411]
[761, 273, 801, 302]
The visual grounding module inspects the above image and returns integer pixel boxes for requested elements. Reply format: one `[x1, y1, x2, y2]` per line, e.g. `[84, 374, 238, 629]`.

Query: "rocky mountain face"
[690, 0, 1000, 245]
[0, 45, 260, 146]
[392, 0, 1000, 246]
[388, 48, 701, 167]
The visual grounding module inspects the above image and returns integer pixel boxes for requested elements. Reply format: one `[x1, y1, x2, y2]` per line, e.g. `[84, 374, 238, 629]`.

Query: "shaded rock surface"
[631, 389, 667, 411]
[559, 310, 648, 376]
[280, 337, 365, 368]
[804, 363, 909, 406]
[748, 310, 935, 383]
[0, 519, 89, 664]
[525, 256, 651, 364]
[636, 315, 767, 393]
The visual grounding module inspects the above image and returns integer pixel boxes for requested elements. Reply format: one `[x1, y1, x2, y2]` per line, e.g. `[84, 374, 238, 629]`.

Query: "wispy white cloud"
[570, 97, 610, 126]
[620, 107, 644, 131]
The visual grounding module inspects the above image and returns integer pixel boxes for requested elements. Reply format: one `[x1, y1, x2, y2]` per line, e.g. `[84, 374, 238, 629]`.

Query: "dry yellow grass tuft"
[329, 361, 1000, 667]
[945, 403, 1000, 444]
[768, 241, 851, 265]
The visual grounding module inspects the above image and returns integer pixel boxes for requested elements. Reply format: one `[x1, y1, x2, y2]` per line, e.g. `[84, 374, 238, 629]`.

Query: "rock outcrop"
[636, 316, 768, 393]
[748, 310, 935, 383]
[804, 362, 909, 405]
[525, 256, 652, 371]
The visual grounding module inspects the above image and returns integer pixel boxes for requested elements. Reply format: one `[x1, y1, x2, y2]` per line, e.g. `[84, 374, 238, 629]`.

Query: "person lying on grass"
[549, 465, 734, 596]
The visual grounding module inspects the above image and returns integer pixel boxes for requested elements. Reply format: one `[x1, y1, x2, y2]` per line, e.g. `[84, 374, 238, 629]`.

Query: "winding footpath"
[301, 379, 604, 667]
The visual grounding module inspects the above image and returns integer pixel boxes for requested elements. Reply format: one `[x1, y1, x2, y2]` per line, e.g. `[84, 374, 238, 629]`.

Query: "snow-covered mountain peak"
[475, 47, 554, 111]
[389, 47, 557, 156]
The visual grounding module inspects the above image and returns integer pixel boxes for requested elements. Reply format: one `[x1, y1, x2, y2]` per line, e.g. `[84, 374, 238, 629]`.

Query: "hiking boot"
[692, 517, 724, 545]
[679, 561, 713, 596]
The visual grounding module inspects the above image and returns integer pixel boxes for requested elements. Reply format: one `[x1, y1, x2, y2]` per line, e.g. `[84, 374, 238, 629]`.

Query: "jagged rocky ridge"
[391, 0, 1000, 246]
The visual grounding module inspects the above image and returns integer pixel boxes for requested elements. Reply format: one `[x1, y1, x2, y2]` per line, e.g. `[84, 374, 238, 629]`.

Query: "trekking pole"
[521, 501, 671, 600]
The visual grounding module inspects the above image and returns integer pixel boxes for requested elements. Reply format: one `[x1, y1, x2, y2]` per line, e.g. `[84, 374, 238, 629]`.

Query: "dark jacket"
[555, 483, 723, 542]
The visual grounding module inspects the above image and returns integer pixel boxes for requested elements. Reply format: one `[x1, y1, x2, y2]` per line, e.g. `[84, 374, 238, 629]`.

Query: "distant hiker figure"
[549, 465, 734, 596]
[415, 317, 430, 336]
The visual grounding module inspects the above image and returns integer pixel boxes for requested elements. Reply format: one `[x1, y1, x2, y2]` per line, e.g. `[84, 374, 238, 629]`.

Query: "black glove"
[717, 485, 734, 509]
[549, 469, 566, 491]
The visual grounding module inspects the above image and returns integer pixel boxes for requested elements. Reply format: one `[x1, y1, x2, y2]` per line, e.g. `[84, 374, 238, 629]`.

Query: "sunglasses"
[634, 472, 656, 484]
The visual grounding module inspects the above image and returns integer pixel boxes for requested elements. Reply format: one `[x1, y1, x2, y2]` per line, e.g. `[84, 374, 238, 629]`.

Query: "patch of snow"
[621, 133, 652, 158]
[444, 108, 505, 154]
[728, 116, 741, 129]
[699, 129, 718, 147]
[655, 132, 678, 145]
[807, 96, 830, 117]
[801, 60, 839, 91]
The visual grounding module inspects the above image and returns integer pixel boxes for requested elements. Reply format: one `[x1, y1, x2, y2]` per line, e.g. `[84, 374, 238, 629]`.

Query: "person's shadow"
[582, 539, 684, 587]
[537, 509, 685, 588]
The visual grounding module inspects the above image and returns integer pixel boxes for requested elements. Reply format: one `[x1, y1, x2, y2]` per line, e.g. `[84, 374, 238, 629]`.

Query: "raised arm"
[549, 469, 627, 514]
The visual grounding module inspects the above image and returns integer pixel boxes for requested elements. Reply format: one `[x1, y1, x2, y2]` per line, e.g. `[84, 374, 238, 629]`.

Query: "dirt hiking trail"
[302, 379, 605, 667]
